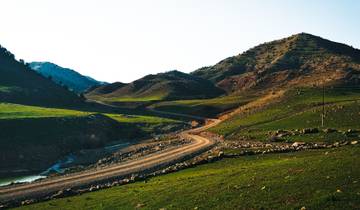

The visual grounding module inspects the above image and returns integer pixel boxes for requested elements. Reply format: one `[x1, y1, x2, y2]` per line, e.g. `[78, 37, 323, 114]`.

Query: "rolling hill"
[192, 33, 360, 94]
[0, 45, 82, 107]
[86, 70, 224, 102]
[29, 62, 105, 93]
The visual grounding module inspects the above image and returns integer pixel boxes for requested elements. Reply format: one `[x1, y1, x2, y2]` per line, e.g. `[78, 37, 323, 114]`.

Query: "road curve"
[0, 119, 219, 203]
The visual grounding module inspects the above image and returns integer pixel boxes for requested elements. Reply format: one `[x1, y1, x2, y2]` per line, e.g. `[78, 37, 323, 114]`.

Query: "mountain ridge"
[29, 61, 106, 93]
[86, 70, 225, 101]
[0, 45, 83, 107]
[192, 33, 360, 94]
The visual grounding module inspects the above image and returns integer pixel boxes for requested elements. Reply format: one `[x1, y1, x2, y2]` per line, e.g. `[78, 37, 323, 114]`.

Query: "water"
[0, 175, 46, 187]
[0, 154, 76, 187]
[41, 154, 76, 175]
[104, 142, 130, 152]
[0, 142, 130, 187]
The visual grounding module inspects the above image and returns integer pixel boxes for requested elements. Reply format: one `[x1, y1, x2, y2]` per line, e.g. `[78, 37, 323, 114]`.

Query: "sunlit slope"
[209, 88, 360, 143]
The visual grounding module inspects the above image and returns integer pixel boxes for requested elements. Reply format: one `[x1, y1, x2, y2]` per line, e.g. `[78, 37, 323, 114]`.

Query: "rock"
[292, 142, 305, 147]
[351, 140, 358, 145]
[136, 203, 145, 208]
[130, 174, 139, 181]
[89, 185, 100, 192]
[300, 207, 306, 210]
[302, 128, 319, 134]
[21, 199, 34, 205]
[218, 151, 224, 157]
[347, 129, 355, 133]
[323, 128, 337, 133]
[269, 136, 282, 142]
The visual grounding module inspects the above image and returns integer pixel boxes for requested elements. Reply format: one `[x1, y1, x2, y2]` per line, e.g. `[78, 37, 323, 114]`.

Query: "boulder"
[323, 128, 337, 133]
[292, 142, 306, 147]
[302, 128, 319, 134]
[351, 140, 358, 145]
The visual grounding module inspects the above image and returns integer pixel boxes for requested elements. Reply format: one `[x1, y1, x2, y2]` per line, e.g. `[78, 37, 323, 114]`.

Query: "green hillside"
[209, 87, 360, 143]
[150, 94, 257, 118]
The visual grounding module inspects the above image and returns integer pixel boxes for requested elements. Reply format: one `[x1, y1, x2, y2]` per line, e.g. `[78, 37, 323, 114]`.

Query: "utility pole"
[321, 82, 325, 127]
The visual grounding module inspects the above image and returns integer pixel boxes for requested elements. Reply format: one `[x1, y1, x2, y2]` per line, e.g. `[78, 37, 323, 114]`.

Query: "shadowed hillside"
[0, 46, 83, 107]
[193, 33, 360, 94]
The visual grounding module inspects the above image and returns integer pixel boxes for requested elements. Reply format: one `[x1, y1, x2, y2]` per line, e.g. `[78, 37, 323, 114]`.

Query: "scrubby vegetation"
[193, 33, 360, 94]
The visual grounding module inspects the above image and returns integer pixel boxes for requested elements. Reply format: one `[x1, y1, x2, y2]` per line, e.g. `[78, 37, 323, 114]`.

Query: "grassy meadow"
[17, 145, 360, 210]
[209, 88, 360, 143]
[150, 94, 256, 118]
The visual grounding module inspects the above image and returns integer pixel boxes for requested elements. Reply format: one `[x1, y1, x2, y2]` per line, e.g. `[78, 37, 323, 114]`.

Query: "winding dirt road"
[0, 118, 220, 203]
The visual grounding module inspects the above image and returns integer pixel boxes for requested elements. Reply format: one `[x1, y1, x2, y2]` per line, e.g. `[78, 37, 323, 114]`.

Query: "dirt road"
[0, 118, 219, 203]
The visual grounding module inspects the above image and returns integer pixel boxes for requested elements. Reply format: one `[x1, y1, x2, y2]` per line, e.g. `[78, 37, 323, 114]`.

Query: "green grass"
[210, 88, 360, 142]
[106, 95, 165, 102]
[89, 93, 167, 103]
[0, 103, 90, 119]
[17, 145, 360, 210]
[105, 114, 180, 124]
[150, 95, 255, 118]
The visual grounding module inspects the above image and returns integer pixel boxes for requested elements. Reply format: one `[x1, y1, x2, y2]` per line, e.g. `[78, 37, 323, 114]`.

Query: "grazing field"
[150, 94, 256, 118]
[209, 88, 360, 143]
[17, 145, 360, 210]
[89, 94, 166, 103]
[0, 103, 90, 119]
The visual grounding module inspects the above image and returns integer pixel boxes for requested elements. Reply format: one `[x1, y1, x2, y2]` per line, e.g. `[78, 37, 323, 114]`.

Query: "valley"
[0, 33, 359, 209]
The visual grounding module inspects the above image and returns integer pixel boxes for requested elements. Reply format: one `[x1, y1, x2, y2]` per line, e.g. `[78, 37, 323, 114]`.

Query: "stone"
[351, 140, 358, 145]
[292, 142, 305, 147]
[21, 199, 34, 205]
[136, 203, 145, 208]
[269, 136, 282, 142]
[302, 128, 319, 134]
[218, 151, 224, 157]
[323, 128, 337, 133]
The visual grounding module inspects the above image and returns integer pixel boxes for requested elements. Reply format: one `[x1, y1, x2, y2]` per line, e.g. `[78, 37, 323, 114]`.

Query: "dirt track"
[0, 119, 219, 203]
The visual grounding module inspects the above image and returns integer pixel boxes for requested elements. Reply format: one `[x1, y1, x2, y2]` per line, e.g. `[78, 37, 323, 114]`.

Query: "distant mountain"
[29, 62, 106, 93]
[192, 33, 360, 94]
[86, 70, 224, 101]
[0, 45, 82, 106]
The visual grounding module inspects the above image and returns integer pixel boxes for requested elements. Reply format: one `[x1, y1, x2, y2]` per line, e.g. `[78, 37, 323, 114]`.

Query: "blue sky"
[0, 0, 359, 82]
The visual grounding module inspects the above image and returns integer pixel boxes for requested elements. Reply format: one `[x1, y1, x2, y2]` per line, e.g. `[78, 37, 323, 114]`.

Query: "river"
[0, 142, 131, 187]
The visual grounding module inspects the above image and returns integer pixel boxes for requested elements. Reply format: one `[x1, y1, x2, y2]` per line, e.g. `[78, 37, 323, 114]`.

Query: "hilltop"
[86, 70, 224, 102]
[193, 33, 360, 94]
[29, 62, 105, 93]
[0, 46, 83, 107]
